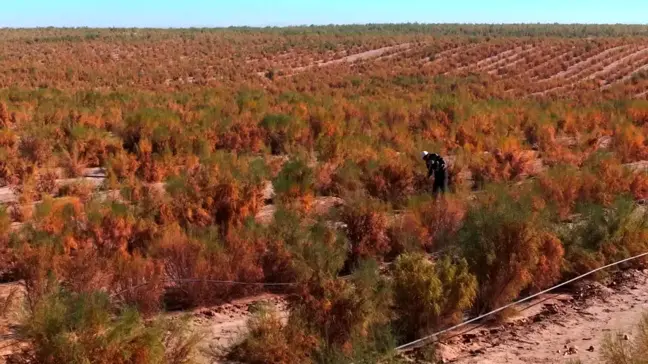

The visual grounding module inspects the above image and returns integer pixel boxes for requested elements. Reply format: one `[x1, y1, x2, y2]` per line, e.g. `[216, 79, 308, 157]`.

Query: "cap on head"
[421, 151, 429, 159]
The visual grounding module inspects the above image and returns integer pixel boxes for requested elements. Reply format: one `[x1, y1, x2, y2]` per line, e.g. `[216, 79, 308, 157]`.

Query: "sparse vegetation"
[600, 312, 648, 364]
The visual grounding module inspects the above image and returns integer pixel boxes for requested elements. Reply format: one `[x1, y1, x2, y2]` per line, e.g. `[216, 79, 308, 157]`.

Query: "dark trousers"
[433, 169, 448, 196]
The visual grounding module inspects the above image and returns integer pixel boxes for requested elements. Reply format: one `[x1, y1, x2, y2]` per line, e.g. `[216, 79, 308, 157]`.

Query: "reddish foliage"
[630, 172, 648, 201]
[390, 196, 466, 252]
[339, 197, 391, 262]
[110, 254, 165, 316]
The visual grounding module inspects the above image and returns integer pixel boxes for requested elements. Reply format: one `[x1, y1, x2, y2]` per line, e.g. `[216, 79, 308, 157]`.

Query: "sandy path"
[428, 270, 648, 364]
[165, 293, 288, 363]
[0, 167, 108, 205]
[0, 189, 14, 205]
[0, 282, 25, 363]
[376, 45, 419, 61]
[285, 43, 411, 76]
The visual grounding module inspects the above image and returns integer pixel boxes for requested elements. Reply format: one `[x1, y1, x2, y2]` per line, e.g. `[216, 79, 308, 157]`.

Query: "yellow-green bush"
[458, 186, 564, 313]
[392, 253, 477, 340]
[11, 288, 199, 364]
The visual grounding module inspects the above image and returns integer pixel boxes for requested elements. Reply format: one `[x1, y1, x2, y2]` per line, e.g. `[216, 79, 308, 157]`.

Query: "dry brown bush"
[390, 196, 466, 253]
[338, 195, 391, 263]
[227, 308, 318, 364]
[154, 224, 265, 308]
[110, 254, 165, 316]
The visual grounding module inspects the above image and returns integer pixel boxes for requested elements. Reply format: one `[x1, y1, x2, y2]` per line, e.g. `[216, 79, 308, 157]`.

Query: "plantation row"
[2, 28, 648, 99]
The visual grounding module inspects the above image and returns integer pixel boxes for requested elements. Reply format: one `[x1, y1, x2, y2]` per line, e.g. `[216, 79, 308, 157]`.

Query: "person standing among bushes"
[422, 151, 448, 196]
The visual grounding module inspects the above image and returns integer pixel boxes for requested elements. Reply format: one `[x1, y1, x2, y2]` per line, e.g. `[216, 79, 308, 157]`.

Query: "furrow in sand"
[484, 46, 546, 75]
[285, 43, 411, 75]
[451, 46, 522, 73]
[601, 59, 648, 89]
[538, 45, 630, 82]
[522, 48, 576, 80]
[585, 47, 648, 82]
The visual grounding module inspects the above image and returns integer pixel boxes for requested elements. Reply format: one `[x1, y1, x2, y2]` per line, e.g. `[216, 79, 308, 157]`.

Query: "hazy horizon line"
[2, 22, 648, 30]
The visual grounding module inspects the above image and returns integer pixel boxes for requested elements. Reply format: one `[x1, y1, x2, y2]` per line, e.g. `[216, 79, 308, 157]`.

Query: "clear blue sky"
[1, 0, 646, 28]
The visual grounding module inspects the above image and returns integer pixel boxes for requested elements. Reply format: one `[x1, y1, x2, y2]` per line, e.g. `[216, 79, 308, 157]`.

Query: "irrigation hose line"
[431, 291, 564, 351]
[111, 249, 454, 298]
[110, 251, 648, 351]
[394, 251, 648, 352]
[112, 279, 297, 298]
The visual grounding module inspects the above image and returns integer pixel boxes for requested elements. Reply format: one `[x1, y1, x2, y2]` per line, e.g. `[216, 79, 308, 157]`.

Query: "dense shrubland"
[1, 27, 648, 363]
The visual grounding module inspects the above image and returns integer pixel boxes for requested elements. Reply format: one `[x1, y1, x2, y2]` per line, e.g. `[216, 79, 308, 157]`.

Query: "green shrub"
[458, 186, 564, 313]
[291, 260, 394, 362]
[260, 113, 292, 155]
[328, 159, 364, 196]
[273, 158, 315, 212]
[12, 288, 199, 364]
[285, 215, 349, 282]
[227, 307, 318, 364]
[560, 196, 648, 276]
[392, 253, 477, 340]
[228, 243, 394, 364]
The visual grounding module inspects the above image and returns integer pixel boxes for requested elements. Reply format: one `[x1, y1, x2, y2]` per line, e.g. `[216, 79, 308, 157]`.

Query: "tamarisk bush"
[229, 219, 395, 363]
[560, 196, 648, 276]
[392, 253, 477, 340]
[458, 186, 564, 313]
[10, 288, 199, 364]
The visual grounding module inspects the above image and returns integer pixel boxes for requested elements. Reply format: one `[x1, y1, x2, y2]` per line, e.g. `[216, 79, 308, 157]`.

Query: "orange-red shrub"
[537, 166, 583, 220]
[630, 172, 648, 201]
[338, 195, 391, 262]
[110, 254, 165, 316]
[166, 158, 265, 235]
[612, 123, 648, 163]
[389, 195, 466, 253]
[359, 149, 415, 205]
[154, 224, 267, 308]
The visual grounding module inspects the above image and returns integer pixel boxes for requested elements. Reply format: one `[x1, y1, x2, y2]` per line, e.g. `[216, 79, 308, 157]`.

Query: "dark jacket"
[424, 153, 447, 178]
